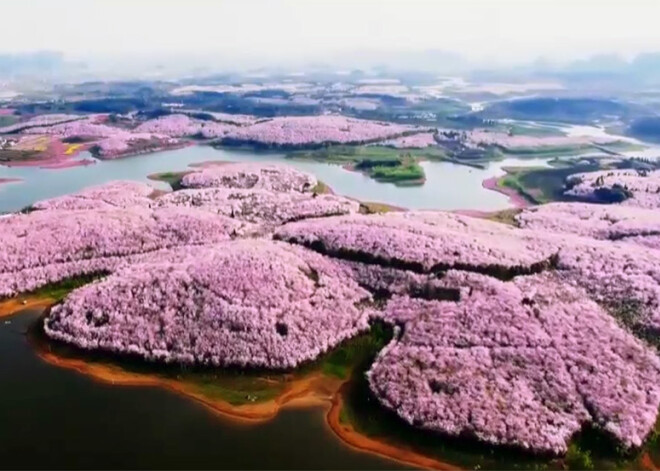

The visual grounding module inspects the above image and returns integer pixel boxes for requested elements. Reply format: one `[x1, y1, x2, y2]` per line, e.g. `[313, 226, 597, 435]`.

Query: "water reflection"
[0, 145, 551, 213]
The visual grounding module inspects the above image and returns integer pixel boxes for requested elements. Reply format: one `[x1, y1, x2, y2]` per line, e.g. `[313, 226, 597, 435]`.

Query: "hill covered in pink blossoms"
[0, 114, 84, 134]
[516, 202, 660, 249]
[565, 168, 660, 208]
[155, 188, 359, 226]
[3, 162, 660, 456]
[45, 241, 373, 369]
[180, 162, 318, 192]
[134, 114, 237, 139]
[134, 113, 423, 147]
[217, 115, 420, 148]
[31, 181, 156, 211]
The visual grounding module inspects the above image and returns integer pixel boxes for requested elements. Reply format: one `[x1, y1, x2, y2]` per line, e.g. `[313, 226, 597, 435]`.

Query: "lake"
[0, 309, 406, 470]
[0, 145, 553, 213]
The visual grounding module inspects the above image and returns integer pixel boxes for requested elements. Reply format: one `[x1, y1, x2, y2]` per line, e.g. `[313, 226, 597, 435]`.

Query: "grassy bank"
[289, 145, 438, 184]
[497, 162, 603, 204]
[147, 170, 191, 190]
[353, 155, 425, 185]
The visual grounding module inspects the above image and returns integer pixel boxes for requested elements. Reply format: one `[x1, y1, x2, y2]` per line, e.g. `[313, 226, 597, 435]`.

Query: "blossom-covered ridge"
[217, 115, 420, 147]
[155, 187, 359, 225]
[516, 202, 660, 249]
[31, 181, 157, 211]
[134, 114, 238, 138]
[180, 162, 318, 192]
[565, 169, 660, 208]
[44, 240, 373, 369]
[368, 273, 660, 453]
[274, 212, 559, 278]
[0, 207, 252, 297]
[0, 113, 84, 134]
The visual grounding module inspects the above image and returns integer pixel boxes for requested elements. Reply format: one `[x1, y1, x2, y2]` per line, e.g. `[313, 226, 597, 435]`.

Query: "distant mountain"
[628, 116, 660, 143]
[480, 97, 643, 124]
[553, 53, 660, 86]
[564, 54, 629, 75]
[0, 51, 65, 76]
[318, 49, 466, 74]
[631, 53, 660, 79]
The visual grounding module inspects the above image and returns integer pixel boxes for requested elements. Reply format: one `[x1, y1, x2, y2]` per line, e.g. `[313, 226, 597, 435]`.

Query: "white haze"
[1, 0, 660, 67]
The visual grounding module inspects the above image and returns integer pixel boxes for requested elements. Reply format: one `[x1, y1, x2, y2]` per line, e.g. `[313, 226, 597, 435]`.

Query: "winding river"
[0, 145, 553, 214]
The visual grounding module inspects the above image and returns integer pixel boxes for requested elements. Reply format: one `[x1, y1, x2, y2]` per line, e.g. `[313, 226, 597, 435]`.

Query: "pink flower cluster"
[554, 235, 660, 332]
[0, 114, 83, 134]
[23, 118, 117, 138]
[31, 181, 156, 211]
[134, 114, 237, 138]
[380, 132, 437, 149]
[44, 240, 372, 369]
[466, 130, 613, 150]
[11, 114, 180, 159]
[566, 169, 660, 209]
[93, 134, 179, 159]
[180, 163, 318, 193]
[154, 187, 359, 226]
[0, 207, 253, 297]
[368, 272, 660, 453]
[219, 115, 416, 147]
[274, 212, 559, 276]
[516, 202, 660, 249]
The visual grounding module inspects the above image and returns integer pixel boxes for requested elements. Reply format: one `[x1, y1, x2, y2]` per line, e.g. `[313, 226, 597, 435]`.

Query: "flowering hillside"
[1, 162, 660, 455]
[31, 181, 156, 211]
[516, 202, 660, 249]
[44, 241, 373, 369]
[219, 115, 418, 147]
[565, 169, 660, 208]
[134, 114, 237, 138]
[180, 163, 318, 192]
[155, 188, 359, 225]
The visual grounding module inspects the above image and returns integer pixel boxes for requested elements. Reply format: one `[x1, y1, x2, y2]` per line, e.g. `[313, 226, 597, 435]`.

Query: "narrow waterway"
[0, 145, 552, 213]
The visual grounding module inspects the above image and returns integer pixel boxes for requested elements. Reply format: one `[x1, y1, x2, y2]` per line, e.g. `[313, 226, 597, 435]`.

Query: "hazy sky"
[2, 0, 660, 64]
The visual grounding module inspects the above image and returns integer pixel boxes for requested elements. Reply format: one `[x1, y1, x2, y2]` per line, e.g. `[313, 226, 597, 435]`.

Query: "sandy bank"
[0, 296, 54, 319]
[2, 298, 457, 470]
[326, 386, 461, 471]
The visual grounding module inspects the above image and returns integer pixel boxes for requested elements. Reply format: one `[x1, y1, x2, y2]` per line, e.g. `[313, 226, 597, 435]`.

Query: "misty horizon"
[2, 0, 660, 67]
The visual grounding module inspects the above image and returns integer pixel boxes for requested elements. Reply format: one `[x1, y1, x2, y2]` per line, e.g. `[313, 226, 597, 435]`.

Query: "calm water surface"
[0, 145, 553, 213]
[0, 310, 407, 469]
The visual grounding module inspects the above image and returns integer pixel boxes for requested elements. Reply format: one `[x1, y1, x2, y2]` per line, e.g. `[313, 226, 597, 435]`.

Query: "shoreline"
[326, 386, 460, 471]
[0, 296, 54, 319]
[0, 177, 22, 186]
[4, 298, 459, 470]
[2, 139, 94, 169]
[37, 337, 457, 471]
[342, 162, 427, 187]
[482, 174, 532, 208]
[93, 141, 191, 161]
